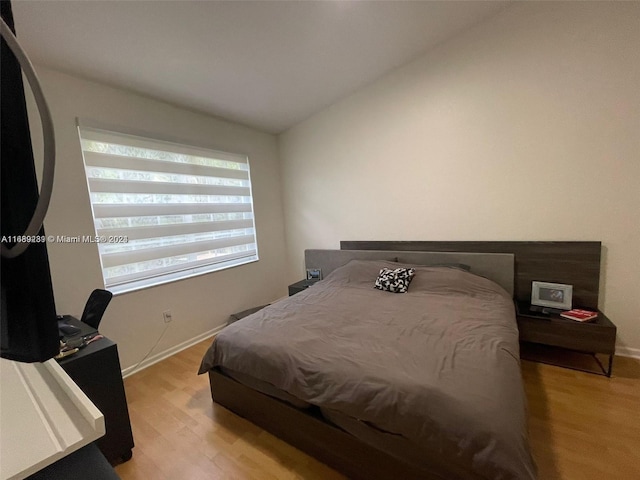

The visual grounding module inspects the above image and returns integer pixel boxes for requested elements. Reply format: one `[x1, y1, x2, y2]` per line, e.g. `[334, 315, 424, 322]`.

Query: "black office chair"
[80, 289, 113, 330]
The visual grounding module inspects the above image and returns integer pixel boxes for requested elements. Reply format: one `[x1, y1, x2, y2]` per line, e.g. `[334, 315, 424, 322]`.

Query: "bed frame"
[208, 241, 602, 479]
[341, 241, 602, 309]
[304, 248, 516, 296]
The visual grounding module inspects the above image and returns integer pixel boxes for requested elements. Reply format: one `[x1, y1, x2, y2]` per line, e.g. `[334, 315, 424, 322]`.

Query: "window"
[78, 125, 258, 294]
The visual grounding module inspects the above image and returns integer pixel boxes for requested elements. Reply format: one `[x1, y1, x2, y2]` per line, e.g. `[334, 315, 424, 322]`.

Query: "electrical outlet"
[163, 310, 173, 323]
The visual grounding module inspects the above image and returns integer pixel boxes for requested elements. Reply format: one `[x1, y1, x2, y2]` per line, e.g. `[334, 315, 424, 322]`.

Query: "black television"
[1, 1, 59, 363]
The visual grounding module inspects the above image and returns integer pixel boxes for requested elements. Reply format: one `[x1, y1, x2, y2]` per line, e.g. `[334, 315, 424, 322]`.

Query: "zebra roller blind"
[78, 125, 258, 294]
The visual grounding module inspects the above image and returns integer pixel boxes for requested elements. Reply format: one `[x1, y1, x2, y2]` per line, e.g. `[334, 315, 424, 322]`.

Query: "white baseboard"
[121, 324, 225, 378]
[616, 347, 640, 360]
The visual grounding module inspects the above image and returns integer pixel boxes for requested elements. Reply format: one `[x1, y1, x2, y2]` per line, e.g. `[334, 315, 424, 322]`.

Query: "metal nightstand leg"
[593, 353, 614, 377]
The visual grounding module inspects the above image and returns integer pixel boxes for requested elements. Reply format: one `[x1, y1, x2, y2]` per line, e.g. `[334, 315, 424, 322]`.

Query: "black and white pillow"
[374, 267, 416, 293]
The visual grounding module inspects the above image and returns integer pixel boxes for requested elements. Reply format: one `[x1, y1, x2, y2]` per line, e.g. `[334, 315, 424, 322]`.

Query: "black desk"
[27, 443, 119, 480]
[57, 317, 135, 464]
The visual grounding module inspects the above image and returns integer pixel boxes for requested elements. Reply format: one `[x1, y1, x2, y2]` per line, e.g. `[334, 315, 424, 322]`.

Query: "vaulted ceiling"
[12, 1, 509, 133]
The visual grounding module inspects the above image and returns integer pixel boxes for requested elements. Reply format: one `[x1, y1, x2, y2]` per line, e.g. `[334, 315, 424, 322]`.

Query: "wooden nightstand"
[516, 302, 617, 376]
[288, 279, 319, 296]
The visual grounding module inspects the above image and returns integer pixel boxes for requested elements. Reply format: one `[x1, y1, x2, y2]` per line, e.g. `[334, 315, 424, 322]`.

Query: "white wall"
[28, 67, 287, 370]
[279, 3, 640, 352]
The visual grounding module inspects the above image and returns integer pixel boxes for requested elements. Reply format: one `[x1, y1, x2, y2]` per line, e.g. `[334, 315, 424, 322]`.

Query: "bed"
[199, 246, 538, 479]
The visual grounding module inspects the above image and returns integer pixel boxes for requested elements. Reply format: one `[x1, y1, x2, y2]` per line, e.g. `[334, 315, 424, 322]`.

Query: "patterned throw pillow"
[374, 267, 416, 293]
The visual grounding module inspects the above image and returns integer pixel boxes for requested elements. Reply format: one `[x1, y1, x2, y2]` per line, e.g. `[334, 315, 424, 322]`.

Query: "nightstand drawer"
[288, 279, 319, 296]
[517, 315, 616, 354]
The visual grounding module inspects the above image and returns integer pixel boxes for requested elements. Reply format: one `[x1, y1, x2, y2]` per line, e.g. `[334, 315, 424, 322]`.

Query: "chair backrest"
[80, 289, 113, 330]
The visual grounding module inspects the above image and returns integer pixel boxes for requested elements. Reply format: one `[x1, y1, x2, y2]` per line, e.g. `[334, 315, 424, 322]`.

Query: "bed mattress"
[199, 260, 536, 479]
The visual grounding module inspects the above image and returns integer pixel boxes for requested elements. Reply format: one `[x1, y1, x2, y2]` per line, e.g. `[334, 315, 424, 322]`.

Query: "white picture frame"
[531, 281, 573, 310]
[306, 268, 322, 280]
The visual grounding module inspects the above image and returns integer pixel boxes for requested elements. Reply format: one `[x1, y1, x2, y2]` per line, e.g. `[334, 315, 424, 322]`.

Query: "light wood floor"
[115, 339, 640, 480]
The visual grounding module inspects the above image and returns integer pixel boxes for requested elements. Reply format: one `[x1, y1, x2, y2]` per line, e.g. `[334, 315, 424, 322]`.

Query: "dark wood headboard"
[341, 241, 601, 309]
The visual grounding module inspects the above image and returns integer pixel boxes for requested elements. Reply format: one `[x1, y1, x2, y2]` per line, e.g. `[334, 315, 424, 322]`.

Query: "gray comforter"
[199, 260, 536, 479]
